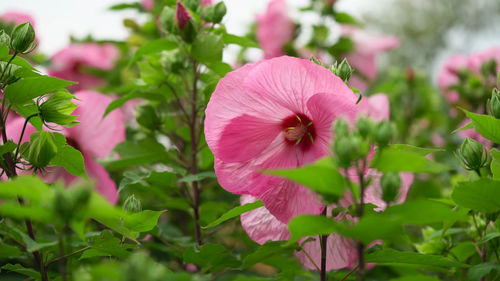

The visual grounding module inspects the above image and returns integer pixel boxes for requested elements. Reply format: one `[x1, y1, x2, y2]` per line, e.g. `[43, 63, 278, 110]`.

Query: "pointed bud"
[334, 136, 357, 168]
[39, 91, 78, 127]
[488, 88, 500, 119]
[203, 1, 226, 24]
[333, 118, 349, 138]
[457, 137, 489, 171]
[160, 6, 176, 32]
[176, 1, 191, 30]
[331, 58, 354, 83]
[0, 30, 11, 48]
[381, 172, 401, 204]
[356, 117, 375, 139]
[123, 195, 142, 213]
[10, 22, 36, 54]
[27, 132, 58, 168]
[0, 61, 21, 85]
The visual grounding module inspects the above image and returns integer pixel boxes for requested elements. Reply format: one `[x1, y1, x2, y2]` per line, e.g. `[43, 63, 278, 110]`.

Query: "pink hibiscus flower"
[239, 94, 414, 270]
[142, 0, 154, 11]
[5, 91, 125, 204]
[341, 25, 399, 92]
[256, 0, 295, 59]
[49, 43, 119, 91]
[205, 56, 359, 224]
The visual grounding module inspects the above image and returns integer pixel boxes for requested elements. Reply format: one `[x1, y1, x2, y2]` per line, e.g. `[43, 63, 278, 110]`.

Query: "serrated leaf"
[462, 108, 500, 143]
[204, 200, 263, 228]
[2, 263, 41, 280]
[124, 210, 165, 233]
[50, 145, 87, 178]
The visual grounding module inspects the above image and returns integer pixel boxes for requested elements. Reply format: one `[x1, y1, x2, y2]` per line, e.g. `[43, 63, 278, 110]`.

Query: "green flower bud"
[334, 136, 357, 168]
[27, 132, 58, 169]
[457, 137, 489, 171]
[380, 172, 401, 204]
[333, 118, 349, 138]
[0, 30, 11, 48]
[331, 58, 354, 83]
[123, 194, 142, 213]
[0, 61, 21, 86]
[203, 2, 226, 24]
[488, 88, 500, 119]
[10, 22, 36, 54]
[39, 91, 78, 126]
[356, 117, 375, 139]
[375, 121, 394, 148]
[160, 6, 176, 32]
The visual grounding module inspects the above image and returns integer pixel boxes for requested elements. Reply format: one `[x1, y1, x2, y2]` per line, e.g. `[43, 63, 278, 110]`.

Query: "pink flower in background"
[201, 0, 213, 6]
[205, 56, 359, 223]
[438, 47, 500, 104]
[176, 1, 191, 30]
[256, 0, 294, 59]
[341, 25, 399, 92]
[49, 43, 119, 91]
[6, 91, 125, 204]
[0, 11, 36, 27]
[142, 0, 154, 11]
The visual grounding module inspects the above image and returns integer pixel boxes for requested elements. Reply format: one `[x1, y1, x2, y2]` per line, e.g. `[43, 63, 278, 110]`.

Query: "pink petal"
[176, 1, 191, 29]
[240, 195, 290, 244]
[65, 90, 125, 158]
[356, 93, 390, 122]
[363, 170, 414, 211]
[256, 0, 294, 59]
[295, 233, 357, 271]
[437, 54, 468, 103]
[217, 114, 281, 163]
[84, 154, 119, 204]
[1, 11, 36, 28]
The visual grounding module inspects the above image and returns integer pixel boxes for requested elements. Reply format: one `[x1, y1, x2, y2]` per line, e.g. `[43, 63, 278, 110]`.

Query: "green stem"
[320, 207, 328, 281]
[190, 61, 201, 246]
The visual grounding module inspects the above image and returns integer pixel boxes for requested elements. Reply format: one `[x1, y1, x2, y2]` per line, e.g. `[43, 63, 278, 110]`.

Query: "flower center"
[281, 113, 316, 150]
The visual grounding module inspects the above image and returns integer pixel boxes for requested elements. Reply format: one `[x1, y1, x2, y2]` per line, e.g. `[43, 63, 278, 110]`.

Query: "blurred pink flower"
[341, 25, 399, 92]
[0, 11, 36, 27]
[256, 0, 294, 59]
[456, 119, 492, 148]
[49, 43, 119, 91]
[201, 0, 213, 6]
[176, 1, 191, 29]
[142, 0, 154, 11]
[239, 94, 414, 271]
[438, 47, 500, 104]
[205, 56, 359, 223]
[5, 91, 125, 204]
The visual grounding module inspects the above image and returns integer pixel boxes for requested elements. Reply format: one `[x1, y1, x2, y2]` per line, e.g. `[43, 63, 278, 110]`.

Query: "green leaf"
[452, 179, 500, 212]
[222, 33, 259, 48]
[365, 249, 470, 268]
[468, 263, 500, 281]
[129, 38, 177, 66]
[0, 202, 52, 223]
[177, 171, 216, 183]
[383, 199, 467, 225]
[462, 108, 500, 143]
[103, 90, 165, 117]
[340, 215, 404, 244]
[242, 241, 294, 269]
[124, 210, 165, 233]
[192, 33, 224, 64]
[206, 62, 232, 76]
[390, 276, 441, 281]
[0, 140, 16, 156]
[204, 200, 263, 228]
[264, 157, 347, 197]
[371, 146, 450, 173]
[109, 2, 142, 10]
[288, 215, 337, 242]
[0, 176, 50, 202]
[2, 264, 41, 280]
[51, 145, 87, 178]
[452, 121, 473, 134]
[0, 243, 22, 258]
[491, 149, 500, 180]
[88, 230, 135, 259]
[101, 139, 169, 170]
[4, 76, 75, 104]
[388, 144, 444, 156]
[11, 100, 44, 130]
[183, 243, 238, 272]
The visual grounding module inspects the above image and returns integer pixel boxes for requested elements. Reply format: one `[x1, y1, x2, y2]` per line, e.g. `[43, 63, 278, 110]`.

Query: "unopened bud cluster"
[10, 22, 36, 54]
[488, 88, 500, 119]
[457, 137, 490, 172]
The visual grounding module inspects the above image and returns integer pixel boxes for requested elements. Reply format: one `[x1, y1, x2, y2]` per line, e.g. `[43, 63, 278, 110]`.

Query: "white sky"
[0, 0, 369, 56]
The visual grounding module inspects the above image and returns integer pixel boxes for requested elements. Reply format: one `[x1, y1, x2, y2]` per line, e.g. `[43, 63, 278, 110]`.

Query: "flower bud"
[27, 132, 58, 169]
[375, 121, 394, 149]
[333, 118, 349, 138]
[0, 61, 21, 86]
[380, 172, 401, 204]
[203, 2, 226, 24]
[39, 91, 78, 126]
[488, 88, 500, 119]
[123, 194, 142, 213]
[160, 6, 176, 32]
[0, 30, 11, 48]
[176, 1, 191, 30]
[457, 137, 489, 171]
[331, 58, 353, 83]
[334, 136, 357, 168]
[356, 117, 375, 139]
[10, 22, 36, 54]
[54, 185, 91, 222]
